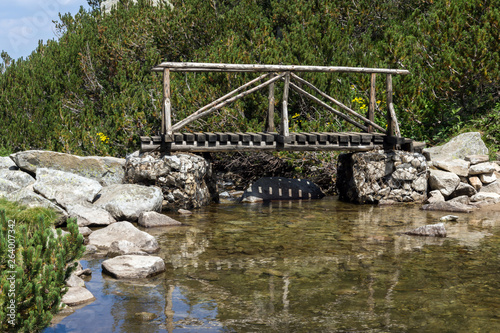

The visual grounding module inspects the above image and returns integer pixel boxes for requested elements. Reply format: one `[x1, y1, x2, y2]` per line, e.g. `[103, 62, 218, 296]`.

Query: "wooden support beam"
[288, 81, 370, 133]
[386, 74, 401, 138]
[368, 73, 376, 133]
[172, 73, 282, 131]
[281, 72, 290, 138]
[290, 73, 386, 133]
[266, 75, 276, 132]
[163, 69, 171, 135]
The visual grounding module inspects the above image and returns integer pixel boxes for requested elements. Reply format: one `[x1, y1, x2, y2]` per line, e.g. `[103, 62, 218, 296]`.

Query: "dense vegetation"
[0, 199, 85, 332]
[0, 0, 499, 157]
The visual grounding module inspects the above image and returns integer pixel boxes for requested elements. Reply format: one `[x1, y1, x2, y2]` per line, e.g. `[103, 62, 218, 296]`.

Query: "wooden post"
[368, 73, 376, 133]
[281, 72, 290, 138]
[266, 74, 276, 132]
[386, 74, 400, 137]
[163, 69, 172, 136]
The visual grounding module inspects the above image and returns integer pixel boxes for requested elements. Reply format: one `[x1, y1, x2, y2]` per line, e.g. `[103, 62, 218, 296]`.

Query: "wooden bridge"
[140, 62, 415, 153]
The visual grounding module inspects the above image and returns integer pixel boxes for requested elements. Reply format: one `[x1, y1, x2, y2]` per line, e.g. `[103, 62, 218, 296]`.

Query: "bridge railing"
[151, 62, 410, 146]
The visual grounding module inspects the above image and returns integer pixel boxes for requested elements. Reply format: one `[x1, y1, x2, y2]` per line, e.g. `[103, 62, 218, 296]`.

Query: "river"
[45, 196, 500, 332]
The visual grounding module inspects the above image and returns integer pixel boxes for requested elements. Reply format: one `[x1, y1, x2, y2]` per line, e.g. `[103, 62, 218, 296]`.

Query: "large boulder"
[101, 255, 165, 279]
[6, 187, 68, 222]
[433, 159, 470, 177]
[125, 152, 215, 211]
[94, 184, 163, 221]
[0, 169, 35, 187]
[480, 181, 500, 194]
[0, 156, 18, 170]
[428, 169, 460, 197]
[33, 168, 102, 205]
[423, 132, 488, 161]
[87, 221, 159, 253]
[449, 182, 477, 199]
[62, 201, 116, 227]
[0, 170, 36, 196]
[10, 150, 125, 186]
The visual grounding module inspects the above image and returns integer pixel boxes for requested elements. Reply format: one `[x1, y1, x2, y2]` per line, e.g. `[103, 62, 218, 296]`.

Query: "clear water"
[45, 197, 500, 332]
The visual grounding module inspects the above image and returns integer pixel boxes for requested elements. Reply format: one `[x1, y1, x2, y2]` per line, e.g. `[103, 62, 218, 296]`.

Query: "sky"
[0, 0, 91, 61]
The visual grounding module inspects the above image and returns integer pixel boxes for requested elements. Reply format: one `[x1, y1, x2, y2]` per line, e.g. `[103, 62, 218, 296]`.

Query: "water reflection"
[47, 197, 500, 332]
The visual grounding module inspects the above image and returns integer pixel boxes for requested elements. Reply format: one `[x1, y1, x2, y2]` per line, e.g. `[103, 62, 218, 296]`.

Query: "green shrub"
[0, 200, 85, 333]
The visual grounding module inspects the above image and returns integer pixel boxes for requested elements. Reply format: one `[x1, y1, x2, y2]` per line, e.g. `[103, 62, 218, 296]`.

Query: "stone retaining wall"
[337, 150, 428, 204]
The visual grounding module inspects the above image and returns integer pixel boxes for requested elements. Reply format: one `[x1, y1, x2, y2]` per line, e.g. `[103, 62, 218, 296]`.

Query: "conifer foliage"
[0, 208, 85, 333]
[0, 0, 499, 154]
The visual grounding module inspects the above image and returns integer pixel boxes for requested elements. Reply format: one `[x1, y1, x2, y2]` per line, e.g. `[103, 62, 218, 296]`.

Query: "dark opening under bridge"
[140, 62, 416, 153]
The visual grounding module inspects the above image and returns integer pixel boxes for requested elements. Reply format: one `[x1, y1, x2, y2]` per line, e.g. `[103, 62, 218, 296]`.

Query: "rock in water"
[440, 215, 459, 222]
[404, 223, 447, 237]
[240, 177, 324, 202]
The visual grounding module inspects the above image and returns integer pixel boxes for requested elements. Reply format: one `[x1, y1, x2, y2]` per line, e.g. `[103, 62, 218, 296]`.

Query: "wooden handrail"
[154, 62, 408, 147]
[153, 62, 410, 75]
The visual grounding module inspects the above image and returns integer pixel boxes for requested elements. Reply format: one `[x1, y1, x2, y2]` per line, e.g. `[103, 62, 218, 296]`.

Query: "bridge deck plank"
[140, 132, 414, 153]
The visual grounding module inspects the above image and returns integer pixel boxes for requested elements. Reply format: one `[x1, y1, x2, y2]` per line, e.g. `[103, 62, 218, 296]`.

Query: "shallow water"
[45, 197, 500, 332]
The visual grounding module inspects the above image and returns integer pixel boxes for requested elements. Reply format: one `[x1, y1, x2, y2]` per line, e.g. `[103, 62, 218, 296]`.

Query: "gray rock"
[102, 255, 166, 279]
[135, 312, 157, 321]
[404, 223, 447, 237]
[66, 273, 86, 288]
[0, 169, 35, 188]
[63, 201, 116, 227]
[178, 209, 192, 215]
[428, 169, 460, 197]
[107, 240, 147, 257]
[469, 162, 497, 175]
[423, 132, 488, 161]
[465, 155, 489, 165]
[125, 153, 213, 211]
[0, 156, 18, 170]
[241, 177, 324, 201]
[94, 184, 163, 221]
[448, 195, 471, 205]
[33, 168, 102, 205]
[138, 211, 182, 228]
[88, 221, 159, 253]
[0, 178, 22, 196]
[421, 201, 475, 213]
[426, 190, 445, 204]
[62, 287, 95, 306]
[78, 227, 93, 237]
[433, 159, 470, 177]
[479, 181, 500, 194]
[470, 192, 500, 204]
[469, 176, 482, 191]
[440, 215, 459, 222]
[479, 172, 496, 184]
[10, 150, 125, 186]
[84, 244, 98, 255]
[449, 182, 477, 199]
[6, 187, 68, 222]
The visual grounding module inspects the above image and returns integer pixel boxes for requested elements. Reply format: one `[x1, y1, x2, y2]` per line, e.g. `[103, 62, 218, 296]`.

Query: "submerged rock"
[241, 177, 324, 202]
[439, 215, 459, 222]
[404, 223, 447, 237]
[137, 211, 182, 227]
[421, 201, 475, 213]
